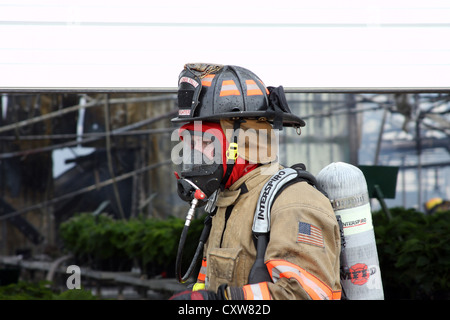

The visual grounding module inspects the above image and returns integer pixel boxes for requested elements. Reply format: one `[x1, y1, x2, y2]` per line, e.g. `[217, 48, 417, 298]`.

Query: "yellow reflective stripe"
[192, 283, 206, 291]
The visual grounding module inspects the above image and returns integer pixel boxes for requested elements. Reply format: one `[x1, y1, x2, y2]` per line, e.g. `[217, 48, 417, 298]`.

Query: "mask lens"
[180, 130, 222, 176]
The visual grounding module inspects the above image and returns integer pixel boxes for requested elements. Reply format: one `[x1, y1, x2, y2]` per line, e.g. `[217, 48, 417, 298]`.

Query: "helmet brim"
[171, 110, 306, 128]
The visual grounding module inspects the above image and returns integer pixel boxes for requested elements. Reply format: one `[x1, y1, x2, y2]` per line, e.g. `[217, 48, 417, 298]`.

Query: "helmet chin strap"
[219, 118, 244, 190]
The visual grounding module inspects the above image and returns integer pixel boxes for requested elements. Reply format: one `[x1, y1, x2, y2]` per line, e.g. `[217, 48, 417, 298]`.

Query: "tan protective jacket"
[200, 163, 342, 300]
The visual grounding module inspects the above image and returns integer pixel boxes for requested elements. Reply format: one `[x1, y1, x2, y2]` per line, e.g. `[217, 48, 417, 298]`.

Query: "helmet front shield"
[177, 66, 203, 119]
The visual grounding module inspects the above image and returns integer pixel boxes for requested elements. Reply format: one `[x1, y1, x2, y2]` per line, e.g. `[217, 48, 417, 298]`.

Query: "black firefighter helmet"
[171, 63, 305, 129]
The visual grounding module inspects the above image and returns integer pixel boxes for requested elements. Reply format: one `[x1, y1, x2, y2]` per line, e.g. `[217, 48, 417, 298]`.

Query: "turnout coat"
[198, 163, 342, 300]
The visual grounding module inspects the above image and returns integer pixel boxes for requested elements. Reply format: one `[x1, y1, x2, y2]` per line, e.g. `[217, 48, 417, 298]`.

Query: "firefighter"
[170, 63, 341, 300]
[425, 197, 450, 214]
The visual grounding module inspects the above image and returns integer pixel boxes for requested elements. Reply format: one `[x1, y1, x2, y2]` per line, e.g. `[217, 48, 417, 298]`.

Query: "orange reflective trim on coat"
[201, 74, 215, 87]
[242, 282, 272, 300]
[246, 79, 263, 96]
[266, 259, 341, 300]
[197, 258, 207, 282]
[220, 80, 241, 96]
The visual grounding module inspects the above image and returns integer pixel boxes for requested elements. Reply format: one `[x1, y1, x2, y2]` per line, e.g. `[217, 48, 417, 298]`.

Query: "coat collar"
[215, 163, 282, 207]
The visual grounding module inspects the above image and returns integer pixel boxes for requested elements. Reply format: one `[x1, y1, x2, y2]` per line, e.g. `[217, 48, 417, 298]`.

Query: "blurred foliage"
[58, 207, 450, 299]
[59, 212, 205, 277]
[373, 207, 450, 299]
[0, 280, 98, 300]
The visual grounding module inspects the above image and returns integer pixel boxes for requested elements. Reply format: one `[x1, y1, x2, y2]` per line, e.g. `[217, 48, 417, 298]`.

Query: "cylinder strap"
[330, 192, 369, 211]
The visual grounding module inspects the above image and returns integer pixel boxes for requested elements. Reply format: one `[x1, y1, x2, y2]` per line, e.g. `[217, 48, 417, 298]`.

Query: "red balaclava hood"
[179, 122, 258, 189]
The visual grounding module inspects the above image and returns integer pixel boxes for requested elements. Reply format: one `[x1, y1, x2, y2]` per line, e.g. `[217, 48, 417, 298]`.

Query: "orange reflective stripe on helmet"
[201, 74, 215, 87]
[242, 282, 272, 300]
[197, 258, 207, 282]
[220, 80, 241, 96]
[257, 79, 270, 95]
[266, 259, 341, 300]
[246, 79, 263, 96]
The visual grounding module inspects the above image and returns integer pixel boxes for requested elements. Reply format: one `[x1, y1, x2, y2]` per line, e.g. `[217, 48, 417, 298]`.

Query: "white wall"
[1, 0, 450, 89]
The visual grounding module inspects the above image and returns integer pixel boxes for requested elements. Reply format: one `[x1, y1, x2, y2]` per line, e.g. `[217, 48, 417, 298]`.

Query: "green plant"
[55, 288, 99, 300]
[0, 281, 55, 300]
[59, 212, 206, 277]
[373, 207, 450, 299]
[0, 281, 98, 300]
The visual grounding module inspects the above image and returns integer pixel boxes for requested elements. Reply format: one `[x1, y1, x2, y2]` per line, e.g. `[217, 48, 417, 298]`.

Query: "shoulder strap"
[251, 164, 326, 235]
[248, 164, 325, 284]
[251, 167, 299, 235]
[248, 164, 348, 299]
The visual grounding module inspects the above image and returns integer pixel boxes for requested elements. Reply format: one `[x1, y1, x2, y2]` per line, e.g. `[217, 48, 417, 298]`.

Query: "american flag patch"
[297, 222, 324, 248]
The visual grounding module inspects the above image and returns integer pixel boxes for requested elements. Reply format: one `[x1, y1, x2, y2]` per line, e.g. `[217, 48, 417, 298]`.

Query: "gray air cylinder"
[317, 162, 384, 300]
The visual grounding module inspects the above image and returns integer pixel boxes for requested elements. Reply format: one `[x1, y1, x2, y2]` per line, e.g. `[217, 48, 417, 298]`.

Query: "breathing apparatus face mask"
[176, 129, 225, 204]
